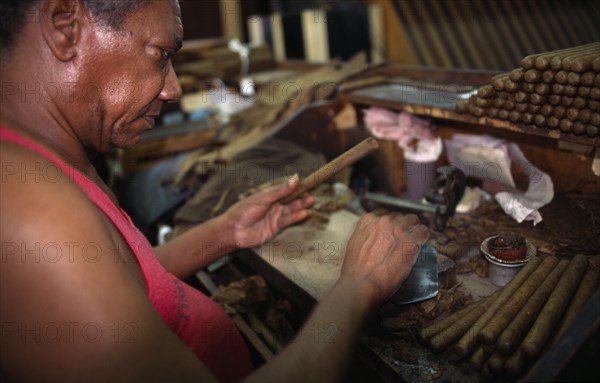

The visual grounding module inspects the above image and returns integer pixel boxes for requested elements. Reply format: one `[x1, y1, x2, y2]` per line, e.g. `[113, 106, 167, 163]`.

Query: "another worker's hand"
[340, 210, 430, 306]
[224, 175, 314, 249]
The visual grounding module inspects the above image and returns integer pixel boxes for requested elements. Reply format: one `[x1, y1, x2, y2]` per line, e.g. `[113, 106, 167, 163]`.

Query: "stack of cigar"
[457, 43, 600, 137]
[419, 254, 599, 379]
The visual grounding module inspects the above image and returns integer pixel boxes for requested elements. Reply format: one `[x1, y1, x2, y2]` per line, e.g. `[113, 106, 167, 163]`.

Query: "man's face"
[75, 0, 183, 150]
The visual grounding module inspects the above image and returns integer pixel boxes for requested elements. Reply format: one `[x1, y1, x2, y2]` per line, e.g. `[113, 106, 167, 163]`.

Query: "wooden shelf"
[344, 92, 600, 148]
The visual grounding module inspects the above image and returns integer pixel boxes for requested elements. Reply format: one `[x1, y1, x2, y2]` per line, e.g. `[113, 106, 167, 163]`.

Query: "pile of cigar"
[457, 43, 600, 137]
[419, 254, 599, 379]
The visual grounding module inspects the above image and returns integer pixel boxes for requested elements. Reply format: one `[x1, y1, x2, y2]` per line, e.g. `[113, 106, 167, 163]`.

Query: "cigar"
[553, 105, 566, 119]
[580, 72, 596, 87]
[542, 69, 557, 83]
[561, 96, 574, 107]
[521, 255, 589, 359]
[468, 346, 490, 372]
[586, 124, 599, 137]
[521, 113, 534, 125]
[560, 118, 574, 133]
[547, 116, 560, 129]
[540, 104, 554, 117]
[496, 260, 569, 356]
[428, 290, 500, 353]
[556, 268, 599, 336]
[564, 85, 577, 97]
[453, 257, 542, 358]
[577, 86, 590, 98]
[524, 69, 542, 83]
[571, 97, 585, 109]
[566, 107, 580, 122]
[573, 121, 587, 135]
[420, 299, 487, 341]
[479, 256, 559, 346]
[279, 137, 379, 204]
[509, 68, 525, 82]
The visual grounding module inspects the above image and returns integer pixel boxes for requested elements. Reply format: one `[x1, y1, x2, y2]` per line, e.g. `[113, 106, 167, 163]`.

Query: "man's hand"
[224, 175, 314, 249]
[340, 209, 430, 306]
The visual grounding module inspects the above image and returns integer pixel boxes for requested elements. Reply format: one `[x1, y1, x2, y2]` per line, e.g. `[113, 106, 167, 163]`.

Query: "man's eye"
[160, 49, 174, 61]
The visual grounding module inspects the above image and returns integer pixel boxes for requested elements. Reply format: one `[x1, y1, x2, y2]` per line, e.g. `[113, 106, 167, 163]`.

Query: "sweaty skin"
[0, 0, 429, 382]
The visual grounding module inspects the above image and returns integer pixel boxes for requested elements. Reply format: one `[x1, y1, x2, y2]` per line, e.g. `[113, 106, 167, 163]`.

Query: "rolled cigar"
[552, 83, 564, 94]
[504, 99, 515, 111]
[531, 94, 548, 105]
[477, 84, 496, 98]
[505, 80, 520, 92]
[534, 114, 547, 127]
[580, 71, 596, 87]
[556, 268, 600, 336]
[420, 299, 487, 340]
[468, 346, 489, 372]
[475, 97, 494, 108]
[555, 71, 568, 84]
[509, 110, 521, 122]
[515, 91, 529, 103]
[486, 351, 506, 374]
[590, 87, 600, 100]
[566, 107, 580, 122]
[561, 96, 574, 107]
[553, 105, 566, 119]
[521, 44, 593, 69]
[535, 83, 551, 95]
[509, 68, 525, 82]
[591, 112, 600, 125]
[496, 259, 570, 356]
[455, 100, 469, 113]
[527, 104, 541, 113]
[589, 100, 599, 111]
[560, 118, 574, 133]
[535, 44, 598, 70]
[428, 291, 501, 353]
[571, 53, 600, 73]
[540, 104, 554, 117]
[486, 107, 499, 118]
[521, 113, 534, 125]
[564, 85, 577, 97]
[468, 104, 485, 117]
[578, 109, 592, 123]
[521, 254, 589, 359]
[515, 103, 528, 112]
[577, 86, 590, 98]
[572, 97, 586, 109]
[573, 121, 587, 135]
[547, 116, 560, 129]
[522, 83, 536, 93]
[542, 69, 557, 83]
[479, 256, 559, 346]
[587, 124, 599, 137]
[548, 94, 562, 105]
[492, 74, 509, 91]
[453, 257, 542, 358]
[567, 72, 581, 86]
[504, 349, 529, 378]
[593, 57, 600, 72]
[498, 109, 510, 120]
[562, 49, 600, 71]
[524, 69, 542, 83]
[279, 137, 379, 204]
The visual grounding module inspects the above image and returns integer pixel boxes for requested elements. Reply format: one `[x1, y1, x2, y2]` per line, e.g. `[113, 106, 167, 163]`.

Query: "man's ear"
[39, 0, 85, 62]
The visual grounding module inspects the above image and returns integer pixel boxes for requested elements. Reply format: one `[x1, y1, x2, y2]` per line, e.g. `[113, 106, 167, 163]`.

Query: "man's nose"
[159, 62, 182, 102]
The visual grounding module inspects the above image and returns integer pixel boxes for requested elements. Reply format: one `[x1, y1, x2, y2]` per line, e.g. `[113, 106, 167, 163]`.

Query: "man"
[0, 1, 429, 382]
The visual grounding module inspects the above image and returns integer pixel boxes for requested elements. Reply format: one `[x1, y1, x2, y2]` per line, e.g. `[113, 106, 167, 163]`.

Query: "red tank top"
[0, 127, 252, 382]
